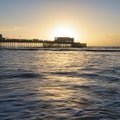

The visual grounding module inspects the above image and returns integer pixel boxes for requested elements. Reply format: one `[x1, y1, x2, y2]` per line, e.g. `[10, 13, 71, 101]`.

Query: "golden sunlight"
[50, 25, 80, 42]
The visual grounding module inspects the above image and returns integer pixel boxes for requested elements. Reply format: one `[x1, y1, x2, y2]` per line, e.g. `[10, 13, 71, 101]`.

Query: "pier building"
[54, 37, 74, 43]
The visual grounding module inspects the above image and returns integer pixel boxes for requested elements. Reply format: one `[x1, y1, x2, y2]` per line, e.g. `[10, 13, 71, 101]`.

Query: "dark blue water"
[0, 47, 120, 120]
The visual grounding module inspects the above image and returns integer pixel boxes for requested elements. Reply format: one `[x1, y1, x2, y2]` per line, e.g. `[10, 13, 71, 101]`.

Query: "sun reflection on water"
[34, 51, 94, 110]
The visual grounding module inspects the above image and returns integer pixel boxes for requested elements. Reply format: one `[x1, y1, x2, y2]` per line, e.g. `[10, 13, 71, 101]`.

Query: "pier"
[0, 35, 87, 49]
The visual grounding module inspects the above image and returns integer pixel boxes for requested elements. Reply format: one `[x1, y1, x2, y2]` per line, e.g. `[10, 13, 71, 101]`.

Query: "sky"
[0, 0, 120, 46]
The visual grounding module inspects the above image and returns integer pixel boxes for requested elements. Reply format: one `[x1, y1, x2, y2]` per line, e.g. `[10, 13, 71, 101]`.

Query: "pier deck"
[0, 40, 87, 48]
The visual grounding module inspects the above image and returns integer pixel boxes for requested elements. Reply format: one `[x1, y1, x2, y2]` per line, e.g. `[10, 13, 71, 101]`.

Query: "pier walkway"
[0, 40, 86, 48]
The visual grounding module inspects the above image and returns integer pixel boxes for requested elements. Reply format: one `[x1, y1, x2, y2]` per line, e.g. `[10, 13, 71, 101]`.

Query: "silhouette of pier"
[0, 35, 87, 49]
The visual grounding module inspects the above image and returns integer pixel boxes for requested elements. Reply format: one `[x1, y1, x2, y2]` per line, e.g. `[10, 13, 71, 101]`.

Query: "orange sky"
[0, 0, 120, 46]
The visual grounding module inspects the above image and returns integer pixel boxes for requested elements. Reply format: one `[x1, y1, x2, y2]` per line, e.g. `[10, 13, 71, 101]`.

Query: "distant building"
[0, 34, 3, 40]
[54, 37, 74, 43]
[0, 34, 5, 40]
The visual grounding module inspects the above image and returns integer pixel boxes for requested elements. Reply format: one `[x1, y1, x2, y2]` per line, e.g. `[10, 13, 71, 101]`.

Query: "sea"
[0, 47, 120, 120]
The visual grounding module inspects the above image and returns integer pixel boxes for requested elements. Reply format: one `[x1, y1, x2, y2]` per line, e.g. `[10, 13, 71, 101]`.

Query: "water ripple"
[0, 49, 120, 120]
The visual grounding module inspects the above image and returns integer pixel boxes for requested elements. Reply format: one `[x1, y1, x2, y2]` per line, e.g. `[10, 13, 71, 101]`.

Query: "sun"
[50, 25, 80, 42]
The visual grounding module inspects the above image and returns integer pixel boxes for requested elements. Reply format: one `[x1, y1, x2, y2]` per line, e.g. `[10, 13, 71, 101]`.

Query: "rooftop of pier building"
[54, 37, 74, 43]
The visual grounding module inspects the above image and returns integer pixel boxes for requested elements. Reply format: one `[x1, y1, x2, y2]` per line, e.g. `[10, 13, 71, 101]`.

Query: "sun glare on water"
[50, 26, 80, 42]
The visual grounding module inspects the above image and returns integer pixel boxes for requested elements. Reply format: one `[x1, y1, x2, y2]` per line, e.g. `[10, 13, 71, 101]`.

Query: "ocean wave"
[1, 47, 120, 52]
[0, 72, 43, 80]
[0, 48, 120, 120]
